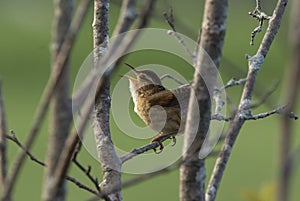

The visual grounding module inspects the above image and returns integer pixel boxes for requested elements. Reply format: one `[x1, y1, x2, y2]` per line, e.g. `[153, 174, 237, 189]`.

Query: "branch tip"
[248, 1, 271, 46]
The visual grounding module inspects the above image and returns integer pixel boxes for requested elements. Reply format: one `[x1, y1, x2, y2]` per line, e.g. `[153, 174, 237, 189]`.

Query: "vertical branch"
[1, 1, 91, 199]
[277, 0, 300, 201]
[180, 0, 228, 201]
[0, 82, 11, 201]
[92, 0, 122, 200]
[42, 0, 73, 200]
[112, 0, 137, 36]
[206, 1, 288, 201]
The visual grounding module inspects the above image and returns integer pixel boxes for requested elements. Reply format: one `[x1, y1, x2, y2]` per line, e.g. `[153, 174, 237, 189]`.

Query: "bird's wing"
[171, 84, 191, 110]
[147, 90, 179, 107]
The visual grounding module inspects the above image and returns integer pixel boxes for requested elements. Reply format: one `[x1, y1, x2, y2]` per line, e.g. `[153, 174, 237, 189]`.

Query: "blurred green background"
[0, 0, 299, 200]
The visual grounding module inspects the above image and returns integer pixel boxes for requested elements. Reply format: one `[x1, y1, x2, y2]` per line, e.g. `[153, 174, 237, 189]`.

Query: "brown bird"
[122, 63, 190, 153]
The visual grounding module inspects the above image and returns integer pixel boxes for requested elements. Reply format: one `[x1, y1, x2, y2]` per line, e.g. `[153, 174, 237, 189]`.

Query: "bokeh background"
[0, 0, 299, 200]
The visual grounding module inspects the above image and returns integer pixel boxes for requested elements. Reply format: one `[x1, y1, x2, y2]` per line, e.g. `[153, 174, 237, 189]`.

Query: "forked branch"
[5, 131, 98, 195]
[249, 0, 271, 45]
[206, 1, 290, 201]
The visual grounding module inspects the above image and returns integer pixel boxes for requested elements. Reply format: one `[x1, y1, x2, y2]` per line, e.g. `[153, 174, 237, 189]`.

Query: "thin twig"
[163, 7, 176, 31]
[5, 131, 98, 195]
[249, 0, 271, 45]
[222, 57, 277, 109]
[72, 142, 100, 191]
[88, 148, 222, 201]
[87, 148, 223, 201]
[2, 1, 92, 199]
[163, 8, 196, 63]
[255, 0, 262, 11]
[120, 136, 170, 164]
[160, 74, 185, 85]
[216, 77, 247, 92]
[243, 105, 298, 120]
[65, 176, 98, 195]
[120, 131, 223, 165]
[213, 78, 246, 122]
[6, 131, 44, 166]
[211, 114, 232, 122]
[86, 159, 183, 201]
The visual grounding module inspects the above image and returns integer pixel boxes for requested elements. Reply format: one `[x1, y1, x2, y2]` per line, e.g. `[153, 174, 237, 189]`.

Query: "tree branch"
[87, 152, 221, 201]
[1, 1, 92, 199]
[92, 1, 122, 201]
[42, 0, 73, 200]
[0, 81, 10, 201]
[5, 131, 98, 196]
[217, 77, 247, 91]
[160, 74, 185, 85]
[42, 94, 96, 199]
[249, 0, 271, 45]
[72, 142, 100, 191]
[120, 136, 170, 164]
[6, 131, 44, 166]
[45, 1, 156, 199]
[86, 159, 183, 201]
[163, 8, 196, 63]
[278, 0, 300, 200]
[244, 105, 298, 120]
[180, 0, 228, 201]
[206, 1, 289, 200]
[112, 0, 137, 36]
[72, 0, 137, 113]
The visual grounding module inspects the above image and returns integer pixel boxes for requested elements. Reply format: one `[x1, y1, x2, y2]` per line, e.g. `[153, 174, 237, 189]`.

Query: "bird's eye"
[140, 75, 146, 79]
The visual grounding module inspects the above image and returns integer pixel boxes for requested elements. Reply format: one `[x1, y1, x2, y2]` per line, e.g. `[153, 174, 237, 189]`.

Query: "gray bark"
[277, 0, 300, 200]
[92, 0, 122, 200]
[42, 0, 73, 200]
[206, 1, 289, 200]
[180, 0, 228, 201]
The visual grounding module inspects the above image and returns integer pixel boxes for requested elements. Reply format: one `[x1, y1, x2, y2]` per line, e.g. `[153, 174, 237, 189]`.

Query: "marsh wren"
[123, 63, 190, 153]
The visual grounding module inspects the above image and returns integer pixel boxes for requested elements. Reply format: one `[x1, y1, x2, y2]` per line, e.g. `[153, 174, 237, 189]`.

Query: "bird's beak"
[124, 63, 140, 76]
[120, 74, 137, 82]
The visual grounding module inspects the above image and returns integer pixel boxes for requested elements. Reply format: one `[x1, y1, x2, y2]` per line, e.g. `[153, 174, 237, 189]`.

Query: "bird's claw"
[169, 136, 176, 146]
[153, 147, 163, 154]
[151, 137, 164, 154]
[151, 136, 177, 153]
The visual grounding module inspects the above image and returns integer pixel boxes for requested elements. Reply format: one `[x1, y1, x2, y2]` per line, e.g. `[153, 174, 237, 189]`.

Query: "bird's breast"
[134, 97, 152, 125]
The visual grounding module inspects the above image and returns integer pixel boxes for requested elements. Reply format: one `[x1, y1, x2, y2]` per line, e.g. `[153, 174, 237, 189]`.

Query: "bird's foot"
[151, 136, 164, 154]
[151, 136, 177, 154]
